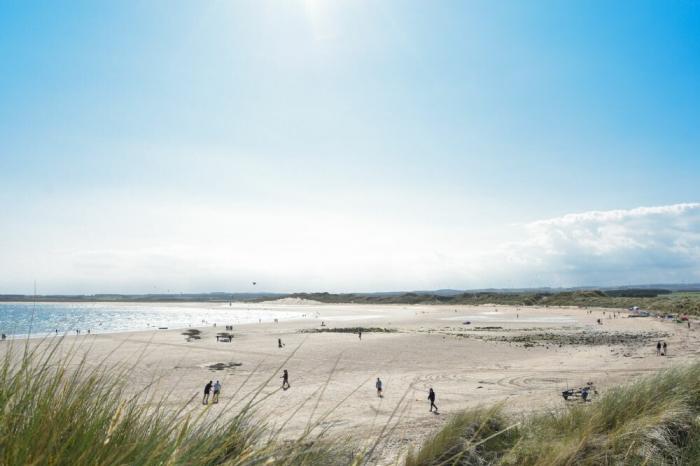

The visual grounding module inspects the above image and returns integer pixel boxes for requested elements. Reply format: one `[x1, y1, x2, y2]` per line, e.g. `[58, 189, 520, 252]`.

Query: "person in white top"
[213, 381, 221, 403]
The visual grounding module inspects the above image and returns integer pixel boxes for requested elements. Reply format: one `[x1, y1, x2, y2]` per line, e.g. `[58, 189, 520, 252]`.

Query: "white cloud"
[492, 203, 700, 287]
[2, 196, 699, 293]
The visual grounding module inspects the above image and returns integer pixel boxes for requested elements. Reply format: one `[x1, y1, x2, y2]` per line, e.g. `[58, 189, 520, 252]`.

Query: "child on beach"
[213, 381, 221, 403]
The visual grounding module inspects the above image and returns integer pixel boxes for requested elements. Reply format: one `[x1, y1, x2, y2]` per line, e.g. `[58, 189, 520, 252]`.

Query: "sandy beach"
[6, 302, 699, 463]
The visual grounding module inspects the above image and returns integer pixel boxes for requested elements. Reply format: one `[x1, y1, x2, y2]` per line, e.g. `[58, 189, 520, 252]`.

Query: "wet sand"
[5, 303, 699, 463]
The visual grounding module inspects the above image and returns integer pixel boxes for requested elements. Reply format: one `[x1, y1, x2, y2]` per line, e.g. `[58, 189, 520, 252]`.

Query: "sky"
[1, 0, 699, 294]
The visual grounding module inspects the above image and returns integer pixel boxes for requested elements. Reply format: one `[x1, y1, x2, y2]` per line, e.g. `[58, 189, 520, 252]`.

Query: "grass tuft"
[0, 338, 361, 465]
[2, 337, 698, 465]
[407, 362, 700, 465]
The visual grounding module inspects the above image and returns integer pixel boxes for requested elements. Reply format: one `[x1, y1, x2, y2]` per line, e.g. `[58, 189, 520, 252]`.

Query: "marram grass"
[407, 362, 700, 465]
[2, 337, 699, 465]
[0, 337, 363, 466]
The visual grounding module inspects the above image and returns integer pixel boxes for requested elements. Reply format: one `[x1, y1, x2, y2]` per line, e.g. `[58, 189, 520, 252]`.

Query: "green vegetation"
[406, 405, 515, 466]
[0, 339, 362, 466]
[475, 330, 669, 347]
[280, 290, 700, 316]
[2, 338, 699, 465]
[407, 361, 700, 465]
[4, 289, 700, 316]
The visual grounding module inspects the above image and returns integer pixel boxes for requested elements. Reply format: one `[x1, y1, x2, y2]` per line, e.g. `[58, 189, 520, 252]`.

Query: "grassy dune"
[1, 339, 698, 465]
[407, 362, 700, 465]
[0, 339, 362, 466]
[283, 290, 700, 316]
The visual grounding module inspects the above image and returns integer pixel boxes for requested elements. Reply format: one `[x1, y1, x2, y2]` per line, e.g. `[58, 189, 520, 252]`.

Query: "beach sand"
[6, 303, 699, 463]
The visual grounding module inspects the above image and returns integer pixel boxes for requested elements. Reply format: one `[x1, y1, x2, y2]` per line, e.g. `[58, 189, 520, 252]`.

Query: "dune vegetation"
[284, 291, 700, 316]
[0, 339, 362, 466]
[1, 338, 698, 465]
[407, 362, 700, 465]
[4, 290, 700, 317]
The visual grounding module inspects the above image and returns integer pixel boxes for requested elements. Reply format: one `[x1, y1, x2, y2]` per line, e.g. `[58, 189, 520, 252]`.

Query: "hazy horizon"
[2, 1, 699, 294]
[3, 278, 700, 297]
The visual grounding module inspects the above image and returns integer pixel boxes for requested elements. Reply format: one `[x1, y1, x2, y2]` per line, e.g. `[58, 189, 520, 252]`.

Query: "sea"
[0, 302, 306, 338]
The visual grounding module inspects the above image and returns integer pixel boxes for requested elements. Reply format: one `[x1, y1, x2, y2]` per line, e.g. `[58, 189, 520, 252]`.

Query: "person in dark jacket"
[203, 380, 213, 405]
[281, 370, 290, 389]
[428, 388, 438, 413]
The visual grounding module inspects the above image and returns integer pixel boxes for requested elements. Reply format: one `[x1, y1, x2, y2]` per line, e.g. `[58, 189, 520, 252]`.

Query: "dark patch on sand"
[431, 328, 669, 348]
[208, 362, 242, 371]
[300, 327, 397, 334]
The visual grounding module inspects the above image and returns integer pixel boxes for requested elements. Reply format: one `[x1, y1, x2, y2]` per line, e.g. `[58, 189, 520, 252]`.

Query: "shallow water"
[0, 302, 305, 338]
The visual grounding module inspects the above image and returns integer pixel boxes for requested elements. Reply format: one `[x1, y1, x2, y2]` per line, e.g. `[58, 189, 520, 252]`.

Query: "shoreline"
[0, 301, 329, 339]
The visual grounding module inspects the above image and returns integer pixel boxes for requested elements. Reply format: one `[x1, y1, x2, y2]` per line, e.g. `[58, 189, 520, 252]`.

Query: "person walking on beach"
[278, 338, 283, 349]
[656, 341, 662, 356]
[281, 370, 290, 389]
[359, 330, 362, 340]
[203, 380, 213, 404]
[376, 378, 383, 397]
[663, 341, 668, 356]
[428, 388, 438, 413]
[213, 380, 221, 403]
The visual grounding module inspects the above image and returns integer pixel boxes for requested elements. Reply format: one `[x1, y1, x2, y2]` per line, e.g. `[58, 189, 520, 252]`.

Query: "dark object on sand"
[562, 382, 597, 401]
[182, 329, 202, 342]
[208, 362, 242, 371]
[216, 333, 233, 342]
[301, 327, 396, 334]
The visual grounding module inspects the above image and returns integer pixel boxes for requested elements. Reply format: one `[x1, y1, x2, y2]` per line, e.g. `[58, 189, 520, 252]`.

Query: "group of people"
[656, 340, 669, 356]
[203, 372, 438, 413]
[202, 380, 222, 404]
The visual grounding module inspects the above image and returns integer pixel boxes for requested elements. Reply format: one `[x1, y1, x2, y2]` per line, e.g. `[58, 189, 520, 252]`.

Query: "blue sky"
[1, 1, 699, 293]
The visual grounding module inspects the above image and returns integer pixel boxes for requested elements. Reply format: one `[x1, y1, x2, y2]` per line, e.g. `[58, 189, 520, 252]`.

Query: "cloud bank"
[491, 203, 700, 287]
[1, 200, 699, 293]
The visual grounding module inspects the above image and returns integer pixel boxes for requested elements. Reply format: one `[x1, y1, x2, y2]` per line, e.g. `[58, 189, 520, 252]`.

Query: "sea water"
[0, 302, 305, 338]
